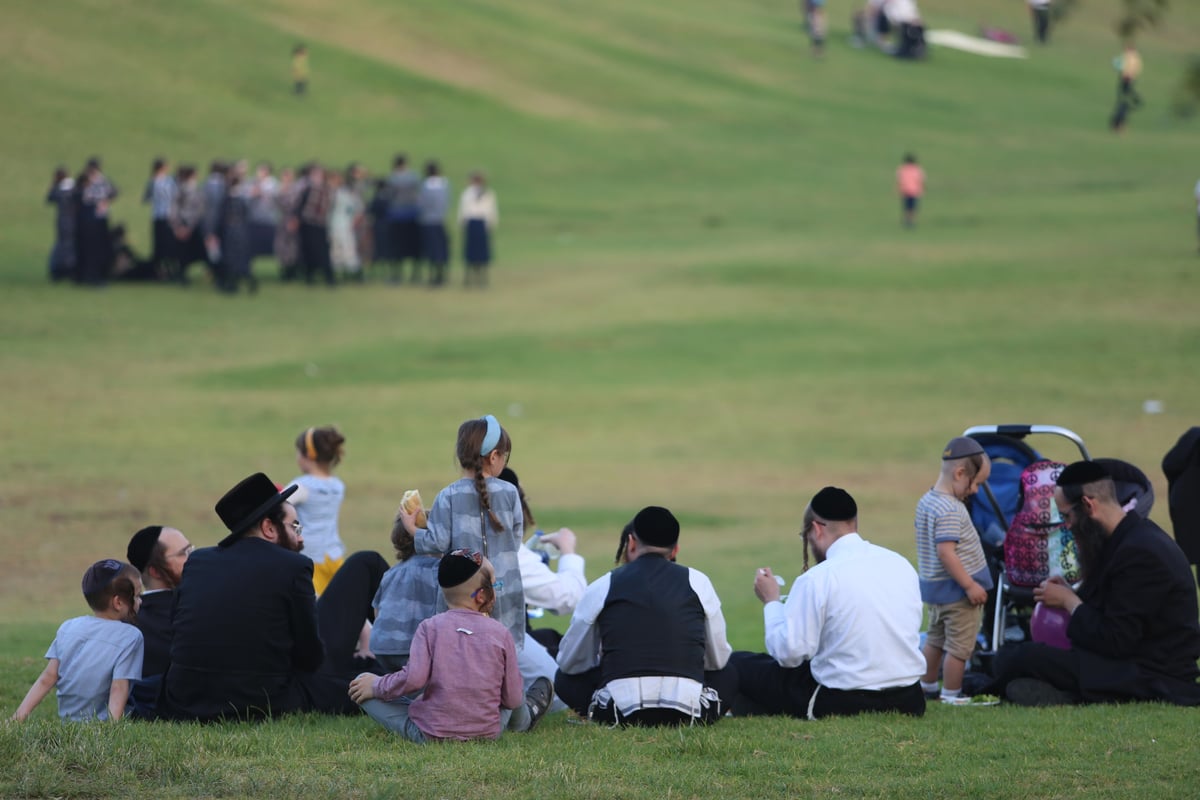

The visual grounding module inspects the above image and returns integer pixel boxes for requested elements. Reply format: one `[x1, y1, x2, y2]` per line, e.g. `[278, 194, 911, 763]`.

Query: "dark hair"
[84, 562, 140, 612]
[52, 166, 68, 185]
[425, 160, 440, 177]
[615, 520, 635, 565]
[151, 157, 166, 173]
[390, 516, 415, 561]
[498, 467, 535, 528]
[296, 425, 346, 466]
[904, 153, 917, 164]
[393, 153, 408, 169]
[263, 503, 290, 539]
[456, 418, 512, 533]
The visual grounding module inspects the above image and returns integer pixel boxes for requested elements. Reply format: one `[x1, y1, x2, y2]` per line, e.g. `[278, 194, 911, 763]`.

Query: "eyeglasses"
[472, 580, 503, 600]
[448, 548, 483, 565]
[289, 521, 304, 535]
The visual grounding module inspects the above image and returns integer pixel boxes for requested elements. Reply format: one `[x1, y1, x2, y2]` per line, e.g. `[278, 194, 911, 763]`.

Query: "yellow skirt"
[312, 554, 345, 597]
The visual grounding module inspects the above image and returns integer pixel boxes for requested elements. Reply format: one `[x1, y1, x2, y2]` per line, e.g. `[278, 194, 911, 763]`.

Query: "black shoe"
[524, 676, 554, 731]
[1005, 678, 1076, 707]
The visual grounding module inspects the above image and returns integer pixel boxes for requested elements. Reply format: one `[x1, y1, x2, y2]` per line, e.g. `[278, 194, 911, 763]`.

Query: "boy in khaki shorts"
[915, 437, 993, 703]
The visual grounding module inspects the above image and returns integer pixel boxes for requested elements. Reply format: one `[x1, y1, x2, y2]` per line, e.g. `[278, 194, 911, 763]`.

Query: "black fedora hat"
[215, 473, 298, 548]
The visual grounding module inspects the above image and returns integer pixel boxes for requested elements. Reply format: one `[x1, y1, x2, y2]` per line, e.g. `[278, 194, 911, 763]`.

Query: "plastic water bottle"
[526, 529, 560, 562]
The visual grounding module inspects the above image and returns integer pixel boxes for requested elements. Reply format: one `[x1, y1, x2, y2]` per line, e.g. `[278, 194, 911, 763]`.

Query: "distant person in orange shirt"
[896, 153, 925, 228]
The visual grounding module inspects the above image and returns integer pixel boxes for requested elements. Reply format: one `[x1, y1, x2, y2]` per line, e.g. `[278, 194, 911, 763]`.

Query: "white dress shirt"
[764, 533, 925, 691]
[518, 546, 586, 616]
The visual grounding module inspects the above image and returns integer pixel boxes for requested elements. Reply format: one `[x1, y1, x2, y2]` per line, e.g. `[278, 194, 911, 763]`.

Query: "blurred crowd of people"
[45, 154, 500, 292]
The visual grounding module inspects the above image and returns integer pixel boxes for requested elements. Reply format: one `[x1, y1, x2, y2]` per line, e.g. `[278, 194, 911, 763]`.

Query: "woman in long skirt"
[457, 171, 498, 288]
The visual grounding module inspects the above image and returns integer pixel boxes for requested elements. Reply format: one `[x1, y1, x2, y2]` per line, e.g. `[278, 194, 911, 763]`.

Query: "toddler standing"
[915, 437, 993, 702]
[288, 425, 348, 595]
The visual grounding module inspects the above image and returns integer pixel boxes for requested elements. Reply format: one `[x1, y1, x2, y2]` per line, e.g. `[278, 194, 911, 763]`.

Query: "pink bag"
[1003, 461, 1081, 587]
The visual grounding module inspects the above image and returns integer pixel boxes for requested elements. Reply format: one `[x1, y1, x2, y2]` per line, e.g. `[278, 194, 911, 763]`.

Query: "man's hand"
[965, 580, 988, 606]
[1035, 575, 1082, 613]
[754, 568, 781, 605]
[540, 528, 576, 555]
[348, 673, 376, 705]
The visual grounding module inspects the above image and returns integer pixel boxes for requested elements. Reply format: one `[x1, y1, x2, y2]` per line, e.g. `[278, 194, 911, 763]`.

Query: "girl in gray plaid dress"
[399, 415, 526, 649]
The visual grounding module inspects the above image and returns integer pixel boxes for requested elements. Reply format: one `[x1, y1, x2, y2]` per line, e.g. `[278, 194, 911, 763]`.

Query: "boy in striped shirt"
[915, 437, 993, 702]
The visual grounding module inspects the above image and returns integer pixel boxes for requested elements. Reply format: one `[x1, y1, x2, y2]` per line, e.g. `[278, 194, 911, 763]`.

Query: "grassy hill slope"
[0, 0, 1197, 629]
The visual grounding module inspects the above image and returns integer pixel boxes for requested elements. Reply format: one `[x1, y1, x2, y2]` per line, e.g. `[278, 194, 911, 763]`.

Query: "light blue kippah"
[480, 414, 501, 456]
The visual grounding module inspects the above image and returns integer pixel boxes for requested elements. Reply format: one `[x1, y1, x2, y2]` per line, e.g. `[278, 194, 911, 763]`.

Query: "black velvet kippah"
[632, 506, 680, 548]
[1057, 460, 1110, 487]
[127, 526, 163, 573]
[810, 486, 857, 521]
[81, 559, 125, 596]
[438, 550, 483, 588]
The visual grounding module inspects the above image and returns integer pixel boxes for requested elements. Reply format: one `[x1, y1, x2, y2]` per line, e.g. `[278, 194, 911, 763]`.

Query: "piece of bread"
[401, 489, 427, 528]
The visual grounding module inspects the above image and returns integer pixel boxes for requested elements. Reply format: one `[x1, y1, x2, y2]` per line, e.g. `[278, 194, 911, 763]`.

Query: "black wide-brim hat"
[215, 472, 298, 548]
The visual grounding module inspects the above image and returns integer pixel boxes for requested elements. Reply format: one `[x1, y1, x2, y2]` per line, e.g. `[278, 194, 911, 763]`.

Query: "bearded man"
[991, 460, 1200, 706]
[162, 473, 358, 720]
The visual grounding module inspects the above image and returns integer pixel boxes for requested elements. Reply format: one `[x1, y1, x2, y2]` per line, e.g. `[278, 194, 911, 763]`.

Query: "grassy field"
[2, 0, 1199, 797]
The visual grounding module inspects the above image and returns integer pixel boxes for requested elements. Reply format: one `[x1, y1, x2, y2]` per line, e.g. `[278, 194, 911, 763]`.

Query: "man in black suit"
[126, 525, 193, 714]
[1163, 427, 1200, 581]
[991, 460, 1200, 706]
[163, 473, 359, 720]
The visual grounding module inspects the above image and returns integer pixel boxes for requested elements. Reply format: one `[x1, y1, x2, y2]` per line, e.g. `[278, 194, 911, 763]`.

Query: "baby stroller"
[960, 425, 1155, 673]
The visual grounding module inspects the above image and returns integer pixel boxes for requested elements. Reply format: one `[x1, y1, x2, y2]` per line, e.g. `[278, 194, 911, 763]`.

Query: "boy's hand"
[965, 581, 988, 606]
[348, 673, 376, 705]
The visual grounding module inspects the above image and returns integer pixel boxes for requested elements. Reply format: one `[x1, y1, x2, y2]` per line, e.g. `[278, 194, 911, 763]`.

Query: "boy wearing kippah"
[349, 549, 552, 742]
[915, 437, 994, 703]
[11, 560, 145, 722]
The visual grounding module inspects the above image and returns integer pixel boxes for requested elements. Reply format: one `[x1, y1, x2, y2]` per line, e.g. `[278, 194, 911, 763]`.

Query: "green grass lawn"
[2, 0, 1199, 797]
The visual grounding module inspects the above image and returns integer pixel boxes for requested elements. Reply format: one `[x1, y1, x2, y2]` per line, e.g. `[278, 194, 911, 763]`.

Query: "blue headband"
[480, 415, 501, 456]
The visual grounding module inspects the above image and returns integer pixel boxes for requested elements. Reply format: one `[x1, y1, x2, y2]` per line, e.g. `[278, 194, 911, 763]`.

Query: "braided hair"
[456, 418, 512, 533]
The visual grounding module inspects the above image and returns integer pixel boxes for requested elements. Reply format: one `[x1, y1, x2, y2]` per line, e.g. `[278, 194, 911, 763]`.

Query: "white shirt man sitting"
[731, 486, 927, 719]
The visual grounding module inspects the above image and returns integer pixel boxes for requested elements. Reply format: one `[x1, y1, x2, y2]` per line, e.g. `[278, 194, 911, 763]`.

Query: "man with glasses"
[125, 525, 193, 713]
[163, 473, 360, 720]
[730, 487, 927, 718]
[988, 460, 1200, 706]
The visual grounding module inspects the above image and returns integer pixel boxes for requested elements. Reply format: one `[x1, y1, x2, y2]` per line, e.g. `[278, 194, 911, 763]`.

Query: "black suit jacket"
[164, 537, 325, 720]
[1068, 513, 1200, 704]
[135, 590, 175, 678]
[1163, 427, 1200, 566]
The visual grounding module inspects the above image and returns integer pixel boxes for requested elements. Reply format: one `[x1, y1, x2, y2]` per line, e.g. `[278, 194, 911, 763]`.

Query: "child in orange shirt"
[896, 154, 925, 228]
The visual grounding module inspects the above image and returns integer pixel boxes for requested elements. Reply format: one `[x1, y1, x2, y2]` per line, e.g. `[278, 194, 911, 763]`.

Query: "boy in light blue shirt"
[12, 560, 144, 722]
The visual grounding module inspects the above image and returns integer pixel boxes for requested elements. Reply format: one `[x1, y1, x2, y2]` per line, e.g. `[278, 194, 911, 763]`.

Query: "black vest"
[597, 555, 706, 685]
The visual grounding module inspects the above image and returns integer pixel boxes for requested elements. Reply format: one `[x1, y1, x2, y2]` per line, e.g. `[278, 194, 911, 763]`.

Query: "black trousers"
[730, 651, 925, 719]
[316, 550, 388, 680]
[1032, 7, 1050, 43]
[299, 222, 334, 285]
[555, 664, 738, 726]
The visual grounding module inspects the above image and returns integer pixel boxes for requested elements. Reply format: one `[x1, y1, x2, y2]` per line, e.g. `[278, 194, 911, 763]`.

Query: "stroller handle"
[962, 425, 1091, 461]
